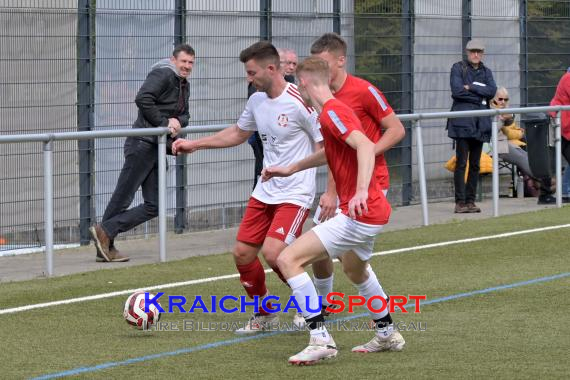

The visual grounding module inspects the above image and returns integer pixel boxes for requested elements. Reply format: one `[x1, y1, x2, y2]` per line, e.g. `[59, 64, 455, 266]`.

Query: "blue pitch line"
[31, 272, 570, 380]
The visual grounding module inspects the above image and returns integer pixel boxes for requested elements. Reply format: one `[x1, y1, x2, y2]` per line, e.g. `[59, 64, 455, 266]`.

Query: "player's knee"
[232, 244, 257, 264]
[312, 258, 333, 278]
[342, 266, 367, 284]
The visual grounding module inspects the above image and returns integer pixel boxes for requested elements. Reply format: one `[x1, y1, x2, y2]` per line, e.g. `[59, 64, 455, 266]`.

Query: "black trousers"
[454, 137, 483, 204]
[101, 137, 159, 239]
[563, 136, 570, 164]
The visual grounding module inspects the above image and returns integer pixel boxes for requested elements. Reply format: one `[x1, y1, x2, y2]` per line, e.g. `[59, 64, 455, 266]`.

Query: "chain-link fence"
[1, 0, 569, 252]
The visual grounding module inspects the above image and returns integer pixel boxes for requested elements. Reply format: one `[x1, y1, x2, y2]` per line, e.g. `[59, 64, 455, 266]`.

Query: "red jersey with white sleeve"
[319, 98, 391, 225]
[237, 83, 323, 208]
[334, 74, 393, 189]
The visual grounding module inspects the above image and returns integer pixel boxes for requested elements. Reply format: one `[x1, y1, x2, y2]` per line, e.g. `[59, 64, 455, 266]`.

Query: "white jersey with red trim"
[237, 83, 323, 207]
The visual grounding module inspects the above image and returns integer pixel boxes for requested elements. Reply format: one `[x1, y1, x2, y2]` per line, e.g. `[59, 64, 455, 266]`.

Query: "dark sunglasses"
[496, 97, 509, 102]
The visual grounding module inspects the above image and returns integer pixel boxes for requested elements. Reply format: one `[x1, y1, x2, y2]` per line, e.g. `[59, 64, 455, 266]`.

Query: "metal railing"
[1, 105, 570, 276]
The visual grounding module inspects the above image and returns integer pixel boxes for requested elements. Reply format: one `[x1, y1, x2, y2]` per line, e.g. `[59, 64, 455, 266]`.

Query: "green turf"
[1, 207, 569, 379]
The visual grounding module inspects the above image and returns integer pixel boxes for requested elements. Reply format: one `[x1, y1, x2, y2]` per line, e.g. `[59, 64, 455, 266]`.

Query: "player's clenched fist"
[172, 138, 198, 155]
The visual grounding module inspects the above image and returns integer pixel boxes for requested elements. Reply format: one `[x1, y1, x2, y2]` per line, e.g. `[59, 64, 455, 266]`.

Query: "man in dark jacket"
[448, 39, 497, 213]
[90, 44, 195, 262]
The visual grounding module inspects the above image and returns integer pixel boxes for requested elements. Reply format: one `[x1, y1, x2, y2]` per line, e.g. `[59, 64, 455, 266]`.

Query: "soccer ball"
[123, 291, 161, 330]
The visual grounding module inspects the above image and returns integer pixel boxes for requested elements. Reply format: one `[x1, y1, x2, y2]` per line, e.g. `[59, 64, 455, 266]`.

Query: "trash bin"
[522, 112, 555, 179]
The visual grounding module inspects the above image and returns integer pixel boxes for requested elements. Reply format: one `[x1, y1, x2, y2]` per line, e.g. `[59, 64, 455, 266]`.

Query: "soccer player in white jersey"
[262, 56, 405, 365]
[172, 41, 322, 333]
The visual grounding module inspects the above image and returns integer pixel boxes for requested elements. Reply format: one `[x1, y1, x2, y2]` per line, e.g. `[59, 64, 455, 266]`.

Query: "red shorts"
[237, 197, 309, 246]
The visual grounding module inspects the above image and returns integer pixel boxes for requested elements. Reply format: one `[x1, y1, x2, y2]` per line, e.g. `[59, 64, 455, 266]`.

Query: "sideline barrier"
[1, 106, 569, 276]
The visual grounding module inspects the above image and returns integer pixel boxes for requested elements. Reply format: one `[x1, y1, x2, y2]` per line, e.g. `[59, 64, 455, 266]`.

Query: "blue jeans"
[101, 137, 159, 239]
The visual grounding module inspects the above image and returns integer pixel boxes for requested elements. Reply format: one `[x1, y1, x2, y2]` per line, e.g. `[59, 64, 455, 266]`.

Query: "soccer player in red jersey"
[262, 57, 405, 365]
[173, 41, 322, 333]
[309, 33, 406, 313]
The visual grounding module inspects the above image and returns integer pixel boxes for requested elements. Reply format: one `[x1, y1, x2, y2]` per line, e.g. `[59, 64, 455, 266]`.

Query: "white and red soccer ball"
[123, 291, 161, 330]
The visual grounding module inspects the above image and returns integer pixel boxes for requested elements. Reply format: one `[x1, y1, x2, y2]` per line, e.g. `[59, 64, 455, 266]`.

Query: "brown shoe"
[90, 224, 111, 262]
[465, 202, 481, 213]
[454, 202, 470, 213]
[108, 246, 130, 262]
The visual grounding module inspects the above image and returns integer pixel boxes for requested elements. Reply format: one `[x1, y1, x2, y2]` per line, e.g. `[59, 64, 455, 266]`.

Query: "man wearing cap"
[448, 39, 497, 213]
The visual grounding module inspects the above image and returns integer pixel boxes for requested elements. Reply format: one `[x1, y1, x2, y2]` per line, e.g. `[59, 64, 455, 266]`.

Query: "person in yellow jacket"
[491, 87, 556, 204]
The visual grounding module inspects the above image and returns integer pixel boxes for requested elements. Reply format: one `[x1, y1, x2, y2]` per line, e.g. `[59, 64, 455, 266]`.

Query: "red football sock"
[236, 258, 271, 315]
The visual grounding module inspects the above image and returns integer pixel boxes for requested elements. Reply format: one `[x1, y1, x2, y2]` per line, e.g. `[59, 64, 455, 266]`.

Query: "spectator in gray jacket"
[90, 44, 195, 262]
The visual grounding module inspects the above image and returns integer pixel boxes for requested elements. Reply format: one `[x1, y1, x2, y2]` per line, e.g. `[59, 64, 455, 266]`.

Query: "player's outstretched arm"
[172, 125, 253, 155]
[262, 148, 327, 181]
[344, 130, 375, 219]
[374, 112, 406, 156]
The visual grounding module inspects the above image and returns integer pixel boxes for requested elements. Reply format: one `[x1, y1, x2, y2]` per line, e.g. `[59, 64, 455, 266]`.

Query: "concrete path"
[0, 197, 552, 283]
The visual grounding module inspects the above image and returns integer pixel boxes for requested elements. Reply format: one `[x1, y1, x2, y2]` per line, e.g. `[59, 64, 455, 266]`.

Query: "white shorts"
[313, 189, 387, 225]
[312, 212, 384, 261]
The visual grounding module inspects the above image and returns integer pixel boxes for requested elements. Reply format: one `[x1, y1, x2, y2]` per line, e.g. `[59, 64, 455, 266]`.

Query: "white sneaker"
[352, 329, 405, 353]
[288, 335, 338, 365]
[235, 313, 279, 335]
[292, 313, 306, 329]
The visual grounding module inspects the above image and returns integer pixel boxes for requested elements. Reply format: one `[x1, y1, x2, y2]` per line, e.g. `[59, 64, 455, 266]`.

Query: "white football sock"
[355, 267, 389, 320]
[287, 272, 321, 319]
[313, 274, 334, 306]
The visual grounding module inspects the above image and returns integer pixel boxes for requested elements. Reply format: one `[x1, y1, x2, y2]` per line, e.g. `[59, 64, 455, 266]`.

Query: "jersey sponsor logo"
[368, 86, 388, 111]
[277, 113, 289, 127]
[275, 227, 285, 235]
[327, 110, 347, 134]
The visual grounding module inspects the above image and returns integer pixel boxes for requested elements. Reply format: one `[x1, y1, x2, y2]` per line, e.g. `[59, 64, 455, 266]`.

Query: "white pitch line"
[371, 223, 570, 256]
[1, 223, 569, 316]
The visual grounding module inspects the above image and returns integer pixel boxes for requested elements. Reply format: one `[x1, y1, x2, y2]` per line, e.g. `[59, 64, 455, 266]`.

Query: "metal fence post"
[414, 120, 429, 226]
[77, 0, 95, 245]
[260, 0, 271, 41]
[400, 0, 414, 205]
[555, 110, 562, 207]
[158, 133, 167, 262]
[519, 0, 528, 107]
[491, 115, 499, 217]
[43, 140, 54, 276]
[174, 0, 187, 233]
[333, 0, 341, 34]
[462, 0, 472, 58]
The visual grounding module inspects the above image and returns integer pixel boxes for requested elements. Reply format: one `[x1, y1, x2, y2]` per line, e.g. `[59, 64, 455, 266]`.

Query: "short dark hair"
[173, 44, 195, 58]
[310, 33, 347, 56]
[239, 41, 280, 67]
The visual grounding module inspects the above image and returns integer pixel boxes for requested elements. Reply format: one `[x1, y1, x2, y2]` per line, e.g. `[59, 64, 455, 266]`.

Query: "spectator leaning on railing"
[447, 39, 497, 214]
[89, 44, 195, 263]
